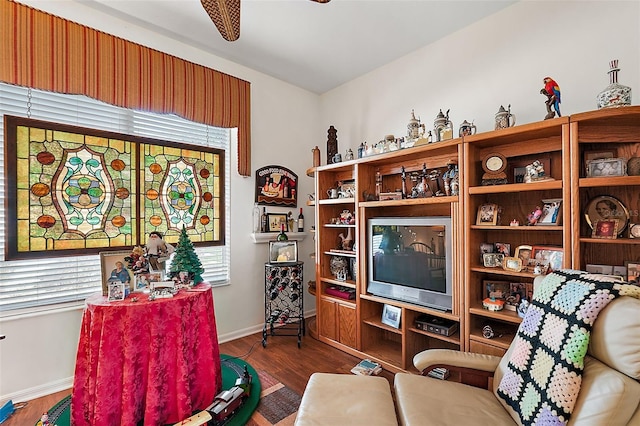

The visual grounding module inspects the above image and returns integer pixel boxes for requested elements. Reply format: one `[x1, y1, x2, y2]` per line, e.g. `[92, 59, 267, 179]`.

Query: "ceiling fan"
[200, 0, 330, 42]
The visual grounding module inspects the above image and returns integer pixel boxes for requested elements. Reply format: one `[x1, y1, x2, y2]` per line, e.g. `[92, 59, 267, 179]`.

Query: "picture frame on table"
[537, 198, 562, 226]
[625, 261, 640, 284]
[530, 246, 564, 273]
[100, 250, 133, 296]
[381, 304, 401, 329]
[269, 240, 298, 264]
[132, 271, 163, 292]
[484, 280, 510, 301]
[592, 219, 619, 239]
[267, 213, 288, 232]
[476, 203, 499, 226]
[107, 282, 126, 302]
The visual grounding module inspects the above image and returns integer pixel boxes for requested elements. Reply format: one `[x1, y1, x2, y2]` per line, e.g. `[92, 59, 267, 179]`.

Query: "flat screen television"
[367, 217, 453, 311]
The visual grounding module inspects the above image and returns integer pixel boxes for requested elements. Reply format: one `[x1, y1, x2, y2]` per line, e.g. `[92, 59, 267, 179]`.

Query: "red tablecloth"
[71, 284, 221, 426]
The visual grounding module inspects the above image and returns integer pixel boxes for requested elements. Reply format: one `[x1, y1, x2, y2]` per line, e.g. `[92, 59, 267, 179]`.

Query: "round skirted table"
[71, 284, 221, 426]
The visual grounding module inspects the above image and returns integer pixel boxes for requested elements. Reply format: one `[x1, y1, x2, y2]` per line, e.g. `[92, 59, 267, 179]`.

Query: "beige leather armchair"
[394, 296, 640, 426]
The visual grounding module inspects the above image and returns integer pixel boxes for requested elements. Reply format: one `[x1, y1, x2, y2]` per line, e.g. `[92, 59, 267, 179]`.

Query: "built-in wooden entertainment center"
[309, 107, 640, 374]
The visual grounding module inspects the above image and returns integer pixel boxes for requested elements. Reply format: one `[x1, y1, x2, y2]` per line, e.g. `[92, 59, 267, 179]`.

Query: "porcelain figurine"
[541, 77, 561, 119]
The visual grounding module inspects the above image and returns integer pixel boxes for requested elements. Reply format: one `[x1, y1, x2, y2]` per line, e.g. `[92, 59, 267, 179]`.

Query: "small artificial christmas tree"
[168, 226, 204, 284]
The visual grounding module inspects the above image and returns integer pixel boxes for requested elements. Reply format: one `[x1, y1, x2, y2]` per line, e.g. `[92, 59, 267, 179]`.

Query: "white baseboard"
[2, 376, 73, 403]
[217, 309, 316, 343]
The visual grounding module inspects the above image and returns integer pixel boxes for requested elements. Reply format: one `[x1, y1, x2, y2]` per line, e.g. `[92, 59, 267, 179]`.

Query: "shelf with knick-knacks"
[250, 232, 308, 244]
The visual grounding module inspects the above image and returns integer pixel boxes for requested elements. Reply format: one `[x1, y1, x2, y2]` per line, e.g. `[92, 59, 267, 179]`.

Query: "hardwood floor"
[3, 323, 395, 425]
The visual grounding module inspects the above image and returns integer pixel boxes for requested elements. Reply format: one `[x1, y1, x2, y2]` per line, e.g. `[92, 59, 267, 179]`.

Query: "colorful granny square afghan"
[497, 269, 640, 425]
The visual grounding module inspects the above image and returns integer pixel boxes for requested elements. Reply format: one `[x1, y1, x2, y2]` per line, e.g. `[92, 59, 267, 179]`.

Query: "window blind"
[0, 83, 231, 313]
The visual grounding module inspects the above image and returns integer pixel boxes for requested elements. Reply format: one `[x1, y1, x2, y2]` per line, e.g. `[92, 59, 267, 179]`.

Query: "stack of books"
[351, 359, 382, 376]
[427, 367, 450, 380]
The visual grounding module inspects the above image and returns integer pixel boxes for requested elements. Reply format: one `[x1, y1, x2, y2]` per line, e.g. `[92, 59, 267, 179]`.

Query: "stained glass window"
[5, 116, 224, 261]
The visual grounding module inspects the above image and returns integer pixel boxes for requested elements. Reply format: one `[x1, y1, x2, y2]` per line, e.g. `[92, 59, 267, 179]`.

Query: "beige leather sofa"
[296, 296, 640, 425]
[395, 296, 640, 425]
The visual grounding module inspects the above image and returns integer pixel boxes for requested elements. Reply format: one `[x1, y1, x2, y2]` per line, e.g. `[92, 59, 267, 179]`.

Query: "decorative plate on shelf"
[584, 195, 629, 235]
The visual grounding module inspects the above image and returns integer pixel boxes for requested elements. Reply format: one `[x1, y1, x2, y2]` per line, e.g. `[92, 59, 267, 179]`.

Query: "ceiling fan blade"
[201, 0, 240, 42]
[309, 0, 331, 3]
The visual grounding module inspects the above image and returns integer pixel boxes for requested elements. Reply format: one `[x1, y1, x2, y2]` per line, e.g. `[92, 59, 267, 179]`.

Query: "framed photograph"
[538, 198, 562, 225]
[515, 245, 533, 268]
[625, 261, 640, 284]
[592, 219, 619, 239]
[584, 149, 616, 164]
[505, 282, 527, 310]
[503, 257, 523, 272]
[269, 240, 298, 263]
[586, 157, 626, 177]
[494, 242, 511, 256]
[476, 203, 499, 225]
[381, 304, 401, 329]
[480, 242, 495, 262]
[585, 195, 629, 235]
[133, 271, 163, 292]
[267, 213, 288, 232]
[530, 246, 564, 272]
[100, 250, 134, 296]
[484, 280, 510, 300]
[513, 166, 527, 184]
[107, 282, 126, 302]
[483, 252, 504, 268]
[586, 264, 614, 275]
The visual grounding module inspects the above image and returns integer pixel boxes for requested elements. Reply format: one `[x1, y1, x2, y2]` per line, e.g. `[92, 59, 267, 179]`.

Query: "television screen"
[368, 217, 453, 311]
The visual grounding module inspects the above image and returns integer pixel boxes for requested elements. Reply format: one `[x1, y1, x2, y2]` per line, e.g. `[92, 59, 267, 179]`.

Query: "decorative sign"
[255, 165, 298, 207]
[4, 115, 224, 260]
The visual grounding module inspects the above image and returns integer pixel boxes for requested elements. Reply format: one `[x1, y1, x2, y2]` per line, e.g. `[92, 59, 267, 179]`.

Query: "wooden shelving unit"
[311, 106, 640, 369]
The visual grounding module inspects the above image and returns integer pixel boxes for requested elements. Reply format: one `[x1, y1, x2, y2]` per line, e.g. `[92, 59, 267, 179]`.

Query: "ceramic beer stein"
[459, 120, 477, 137]
[495, 105, 516, 130]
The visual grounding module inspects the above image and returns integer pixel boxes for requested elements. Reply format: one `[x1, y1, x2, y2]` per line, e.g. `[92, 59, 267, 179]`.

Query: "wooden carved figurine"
[327, 125, 338, 164]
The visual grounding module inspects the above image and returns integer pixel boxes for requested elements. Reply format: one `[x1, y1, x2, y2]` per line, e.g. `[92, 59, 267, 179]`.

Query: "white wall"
[320, 1, 640, 151]
[0, 0, 320, 400]
[2, 0, 639, 402]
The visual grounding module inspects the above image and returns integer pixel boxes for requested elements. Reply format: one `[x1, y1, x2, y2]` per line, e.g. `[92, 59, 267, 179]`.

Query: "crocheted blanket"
[496, 270, 640, 425]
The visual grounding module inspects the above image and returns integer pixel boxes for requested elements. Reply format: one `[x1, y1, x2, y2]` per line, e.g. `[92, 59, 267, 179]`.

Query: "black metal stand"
[262, 261, 305, 348]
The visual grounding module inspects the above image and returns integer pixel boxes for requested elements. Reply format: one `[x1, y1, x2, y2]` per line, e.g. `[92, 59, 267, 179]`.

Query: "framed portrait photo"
[503, 257, 523, 272]
[269, 240, 298, 264]
[381, 304, 401, 329]
[107, 282, 126, 302]
[515, 245, 533, 269]
[476, 203, 499, 226]
[585, 195, 629, 235]
[625, 261, 640, 284]
[267, 213, 288, 232]
[538, 198, 562, 226]
[592, 219, 619, 239]
[100, 250, 134, 296]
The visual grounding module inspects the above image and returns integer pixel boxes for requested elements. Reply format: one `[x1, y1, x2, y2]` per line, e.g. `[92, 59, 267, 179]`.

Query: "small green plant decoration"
[169, 226, 204, 284]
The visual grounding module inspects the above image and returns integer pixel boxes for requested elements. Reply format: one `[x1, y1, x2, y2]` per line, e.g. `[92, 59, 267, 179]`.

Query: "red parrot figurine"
[541, 77, 561, 119]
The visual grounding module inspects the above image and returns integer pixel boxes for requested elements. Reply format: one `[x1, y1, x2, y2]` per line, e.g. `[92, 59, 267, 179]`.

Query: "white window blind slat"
[0, 84, 231, 313]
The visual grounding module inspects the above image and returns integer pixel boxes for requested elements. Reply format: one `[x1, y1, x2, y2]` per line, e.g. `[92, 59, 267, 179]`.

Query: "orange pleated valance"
[0, 0, 251, 176]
